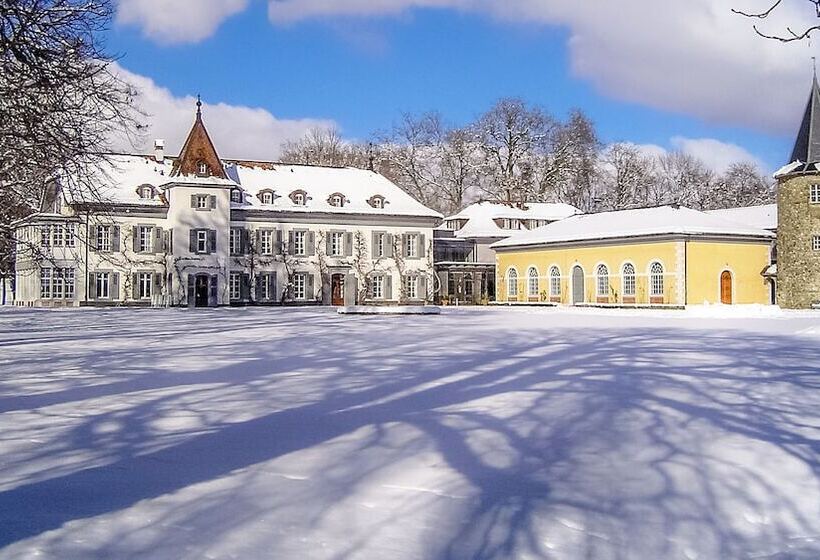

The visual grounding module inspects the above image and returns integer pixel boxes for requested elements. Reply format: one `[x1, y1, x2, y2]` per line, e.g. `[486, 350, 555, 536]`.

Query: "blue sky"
[107, 0, 818, 172]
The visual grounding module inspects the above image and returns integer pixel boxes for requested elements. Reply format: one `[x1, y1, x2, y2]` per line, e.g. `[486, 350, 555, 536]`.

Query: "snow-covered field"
[0, 306, 818, 559]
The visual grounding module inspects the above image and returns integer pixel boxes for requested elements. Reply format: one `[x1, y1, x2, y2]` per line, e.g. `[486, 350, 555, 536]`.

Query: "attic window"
[290, 190, 307, 206]
[261, 191, 273, 205]
[196, 161, 208, 176]
[328, 193, 346, 208]
[230, 189, 242, 203]
[368, 195, 387, 209]
[139, 185, 154, 199]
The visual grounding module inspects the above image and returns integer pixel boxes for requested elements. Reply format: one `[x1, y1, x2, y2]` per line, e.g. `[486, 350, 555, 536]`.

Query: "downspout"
[84, 211, 89, 303]
[684, 239, 688, 306]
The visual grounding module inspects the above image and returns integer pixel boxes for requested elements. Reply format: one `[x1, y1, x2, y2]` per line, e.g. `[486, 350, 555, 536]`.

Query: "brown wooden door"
[720, 271, 732, 304]
[331, 274, 344, 306]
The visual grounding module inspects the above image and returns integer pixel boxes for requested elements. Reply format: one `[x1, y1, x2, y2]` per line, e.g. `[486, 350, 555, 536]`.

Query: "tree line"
[281, 98, 775, 216]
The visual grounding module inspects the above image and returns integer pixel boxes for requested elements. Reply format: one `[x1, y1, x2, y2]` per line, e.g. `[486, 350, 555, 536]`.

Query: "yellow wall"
[685, 240, 771, 305]
[495, 237, 772, 306]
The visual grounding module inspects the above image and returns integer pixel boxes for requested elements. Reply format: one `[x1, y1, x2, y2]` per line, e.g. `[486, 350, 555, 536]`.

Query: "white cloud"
[265, 0, 816, 135]
[625, 137, 765, 174]
[110, 63, 335, 160]
[116, 0, 249, 44]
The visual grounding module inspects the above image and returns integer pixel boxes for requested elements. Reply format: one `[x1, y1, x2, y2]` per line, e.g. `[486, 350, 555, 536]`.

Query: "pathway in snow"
[0, 306, 818, 559]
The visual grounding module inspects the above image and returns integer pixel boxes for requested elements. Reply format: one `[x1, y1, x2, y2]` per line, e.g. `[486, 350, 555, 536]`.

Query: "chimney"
[154, 139, 165, 163]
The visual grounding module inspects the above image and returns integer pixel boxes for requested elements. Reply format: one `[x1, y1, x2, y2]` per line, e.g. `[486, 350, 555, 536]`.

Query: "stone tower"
[776, 75, 820, 309]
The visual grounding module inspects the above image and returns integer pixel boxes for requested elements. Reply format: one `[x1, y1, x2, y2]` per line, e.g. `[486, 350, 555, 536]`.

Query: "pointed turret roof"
[788, 74, 820, 167]
[171, 98, 227, 179]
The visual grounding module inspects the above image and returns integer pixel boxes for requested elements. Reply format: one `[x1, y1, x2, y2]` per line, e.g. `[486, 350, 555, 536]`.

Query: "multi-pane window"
[507, 269, 518, 297]
[197, 161, 208, 175]
[39, 267, 75, 299]
[813, 235, 820, 251]
[64, 224, 76, 247]
[195, 195, 208, 209]
[140, 186, 153, 199]
[372, 198, 384, 209]
[622, 263, 636, 296]
[96, 272, 111, 299]
[97, 225, 112, 252]
[330, 232, 344, 256]
[40, 268, 52, 298]
[40, 225, 51, 247]
[330, 194, 343, 207]
[549, 266, 561, 297]
[231, 189, 242, 203]
[405, 275, 418, 299]
[596, 264, 609, 297]
[230, 272, 241, 300]
[260, 230, 273, 255]
[372, 275, 384, 299]
[375, 233, 385, 257]
[293, 231, 306, 255]
[293, 192, 305, 206]
[138, 226, 152, 253]
[528, 267, 539, 297]
[261, 191, 273, 204]
[230, 228, 241, 255]
[811, 184, 820, 204]
[52, 271, 64, 298]
[196, 230, 208, 253]
[138, 272, 152, 299]
[260, 275, 274, 300]
[64, 269, 75, 299]
[293, 273, 306, 300]
[650, 262, 665, 297]
[405, 234, 418, 258]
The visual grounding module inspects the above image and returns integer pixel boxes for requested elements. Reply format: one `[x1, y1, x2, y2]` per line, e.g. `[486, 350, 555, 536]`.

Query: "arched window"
[527, 267, 539, 298]
[549, 266, 561, 297]
[596, 264, 609, 297]
[650, 262, 664, 296]
[230, 189, 242, 203]
[507, 268, 519, 298]
[622, 263, 636, 297]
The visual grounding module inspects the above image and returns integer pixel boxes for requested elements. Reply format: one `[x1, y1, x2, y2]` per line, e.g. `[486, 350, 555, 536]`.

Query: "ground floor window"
[96, 272, 110, 299]
[138, 272, 152, 299]
[596, 264, 609, 297]
[507, 269, 518, 298]
[40, 268, 52, 298]
[622, 263, 636, 297]
[293, 273, 307, 300]
[260, 274, 274, 300]
[372, 275, 384, 299]
[650, 262, 664, 297]
[549, 266, 561, 297]
[405, 275, 418, 299]
[528, 267, 539, 298]
[230, 272, 241, 301]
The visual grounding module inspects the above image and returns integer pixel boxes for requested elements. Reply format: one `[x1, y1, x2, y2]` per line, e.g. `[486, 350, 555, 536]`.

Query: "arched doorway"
[720, 270, 733, 304]
[572, 266, 585, 305]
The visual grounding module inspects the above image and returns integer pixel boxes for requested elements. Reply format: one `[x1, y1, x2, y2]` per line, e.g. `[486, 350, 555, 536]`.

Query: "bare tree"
[598, 143, 656, 210]
[280, 127, 369, 168]
[733, 0, 820, 42]
[707, 162, 775, 209]
[545, 110, 602, 211]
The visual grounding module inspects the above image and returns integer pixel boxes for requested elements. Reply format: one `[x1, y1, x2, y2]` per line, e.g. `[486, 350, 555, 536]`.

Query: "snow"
[492, 205, 776, 249]
[338, 306, 441, 315]
[443, 201, 580, 239]
[0, 306, 818, 559]
[77, 154, 441, 218]
[706, 204, 777, 231]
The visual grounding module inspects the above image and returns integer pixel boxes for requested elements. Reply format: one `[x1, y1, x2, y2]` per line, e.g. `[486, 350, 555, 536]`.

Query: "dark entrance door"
[720, 271, 733, 305]
[331, 274, 345, 306]
[572, 266, 584, 305]
[195, 274, 209, 307]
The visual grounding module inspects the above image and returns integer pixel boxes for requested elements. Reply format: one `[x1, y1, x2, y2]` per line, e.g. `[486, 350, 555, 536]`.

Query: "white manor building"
[14, 106, 442, 307]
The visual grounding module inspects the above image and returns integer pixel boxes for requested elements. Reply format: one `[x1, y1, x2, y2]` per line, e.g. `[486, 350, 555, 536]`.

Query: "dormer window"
[368, 195, 387, 209]
[290, 190, 308, 206]
[196, 161, 208, 176]
[230, 189, 242, 203]
[328, 193, 346, 208]
[138, 185, 154, 200]
[261, 191, 273, 205]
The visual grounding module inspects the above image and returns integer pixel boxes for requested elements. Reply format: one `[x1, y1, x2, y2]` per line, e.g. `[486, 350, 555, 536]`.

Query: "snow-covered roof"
[492, 205, 775, 250]
[66, 154, 442, 218]
[706, 204, 777, 231]
[443, 201, 580, 239]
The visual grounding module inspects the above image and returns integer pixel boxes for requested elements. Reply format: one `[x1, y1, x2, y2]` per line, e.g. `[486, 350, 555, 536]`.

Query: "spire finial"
[813, 56, 817, 79]
[196, 94, 202, 117]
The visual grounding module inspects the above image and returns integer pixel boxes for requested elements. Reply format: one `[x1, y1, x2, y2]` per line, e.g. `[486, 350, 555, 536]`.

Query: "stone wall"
[776, 174, 820, 309]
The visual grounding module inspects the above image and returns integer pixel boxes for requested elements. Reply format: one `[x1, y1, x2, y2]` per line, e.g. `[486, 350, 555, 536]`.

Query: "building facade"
[492, 206, 774, 306]
[774, 76, 820, 309]
[14, 108, 442, 307]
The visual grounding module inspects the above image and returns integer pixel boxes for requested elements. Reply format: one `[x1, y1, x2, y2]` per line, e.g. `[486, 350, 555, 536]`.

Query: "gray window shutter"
[385, 234, 393, 258]
[371, 231, 378, 258]
[209, 195, 217, 209]
[89, 225, 99, 251]
[345, 232, 353, 257]
[112, 272, 120, 300]
[271, 272, 278, 302]
[344, 272, 357, 305]
[325, 231, 332, 255]
[187, 274, 195, 305]
[385, 275, 393, 300]
[112, 226, 121, 252]
[241, 229, 250, 255]
[419, 275, 427, 300]
[288, 231, 294, 255]
[209, 275, 218, 306]
[306, 273, 315, 300]
[307, 231, 315, 256]
[164, 229, 172, 254]
[208, 230, 217, 254]
[89, 272, 97, 300]
[154, 227, 164, 253]
[255, 274, 263, 301]
[153, 272, 162, 295]
[255, 230, 262, 255]
[132, 272, 139, 298]
[418, 234, 426, 258]
[190, 194, 197, 208]
[189, 230, 197, 253]
[241, 273, 250, 301]
[276, 230, 283, 255]
[132, 226, 139, 253]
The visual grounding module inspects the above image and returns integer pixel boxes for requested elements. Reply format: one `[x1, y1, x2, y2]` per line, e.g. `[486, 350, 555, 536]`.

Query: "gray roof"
[788, 75, 820, 168]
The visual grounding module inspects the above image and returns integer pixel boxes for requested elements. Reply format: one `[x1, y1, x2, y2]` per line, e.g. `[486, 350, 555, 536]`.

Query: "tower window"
[813, 235, 820, 251]
[196, 161, 208, 176]
[811, 184, 820, 204]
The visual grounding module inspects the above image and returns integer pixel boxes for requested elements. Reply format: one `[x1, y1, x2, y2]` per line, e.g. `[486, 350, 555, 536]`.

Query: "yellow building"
[491, 206, 775, 306]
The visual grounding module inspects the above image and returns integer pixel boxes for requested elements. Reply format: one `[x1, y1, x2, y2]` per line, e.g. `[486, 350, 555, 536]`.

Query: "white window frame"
[97, 225, 112, 252]
[405, 275, 418, 299]
[229, 272, 241, 301]
[197, 161, 208, 175]
[596, 264, 609, 297]
[52, 224, 64, 247]
[96, 272, 111, 299]
[373, 197, 383, 209]
[261, 191, 273, 205]
[138, 272, 152, 299]
[260, 230, 273, 255]
[811, 184, 820, 204]
[230, 228, 241, 255]
[622, 263, 636, 297]
[507, 268, 518, 298]
[231, 189, 242, 203]
[195, 195, 208, 210]
[138, 226, 152, 253]
[375, 233, 385, 257]
[650, 262, 665, 297]
[293, 272, 307, 300]
[40, 267, 52, 299]
[293, 230, 306, 256]
[196, 230, 208, 254]
[64, 268, 75, 299]
[527, 267, 539, 298]
[64, 224, 76, 248]
[372, 275, 384, 300]
[293, 192, 305, 206]
[140, 186, 153, 199]
[261, 274, 273, 300]
[549, 266, 561, 297]
[52, 271, 64, 298]
[405, 234, 418, 258]
[40, 225, 51, 247]
[331, 194, 343, 207]
[813, 235, 820, 251]
[330, 232, 344, 256]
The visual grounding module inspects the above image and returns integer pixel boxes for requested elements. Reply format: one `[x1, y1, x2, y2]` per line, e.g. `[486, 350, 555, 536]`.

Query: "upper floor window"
[97, 225, 112, 252]
[194, 194, 209, 210]
[330, 232, 344, 256]
[260, 230, 274, 255]
[811, 184, 820, 204]
[196, 230, 208, 254]
[230, 228, 242, 255]
[230, 189, 243, 203]
[375, 232, 386, 258]
[293, 230, 306, 255]
[405, 233, 418, 258]
[196, 161, 208, 176]
[138, 226, 153, 253]
[596, 264, 609, 297]
[813, 235, 820, 252]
